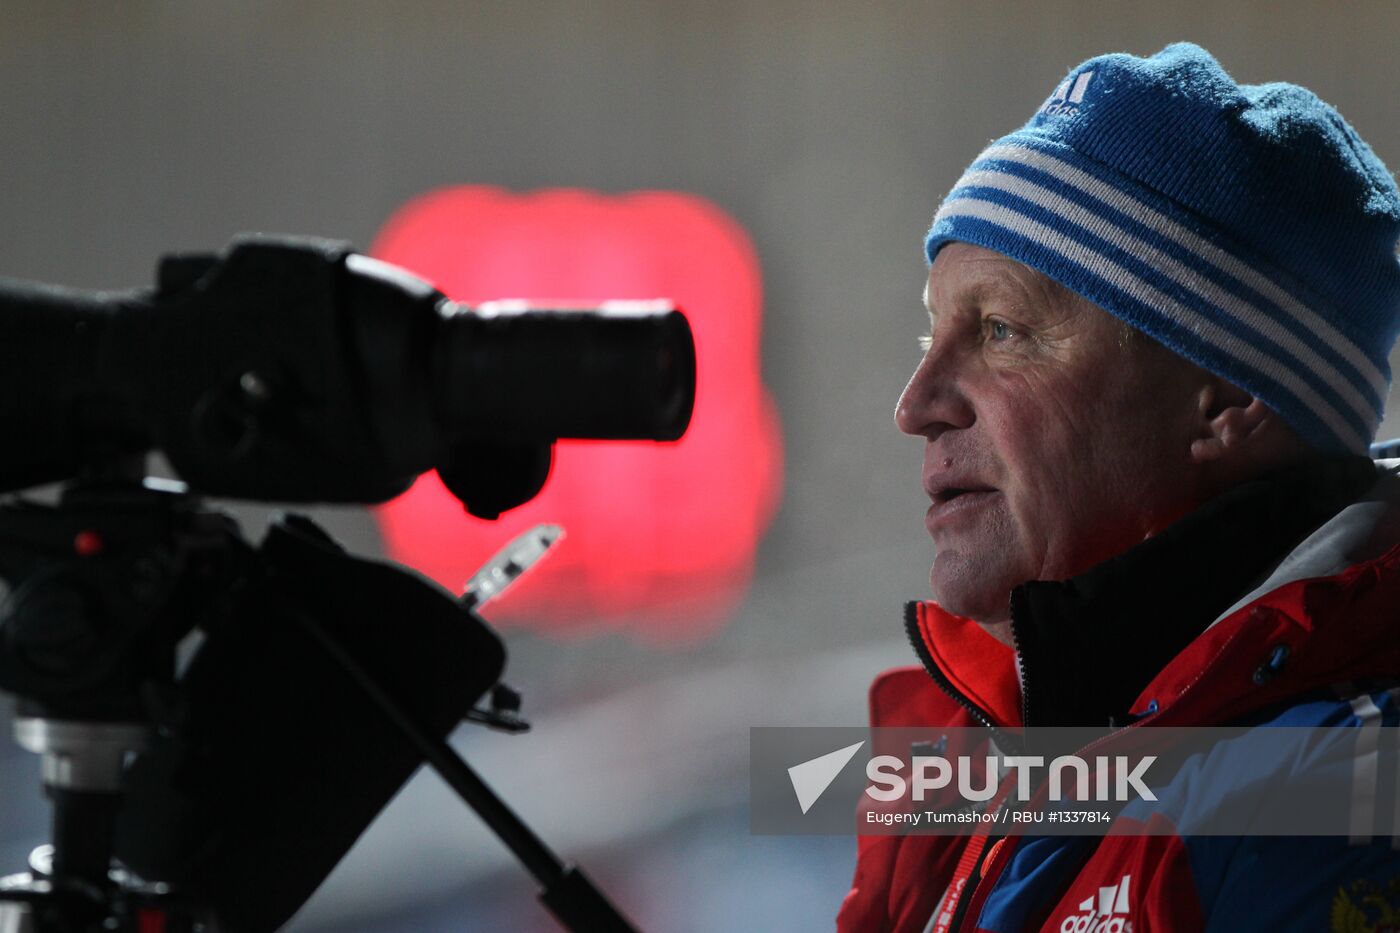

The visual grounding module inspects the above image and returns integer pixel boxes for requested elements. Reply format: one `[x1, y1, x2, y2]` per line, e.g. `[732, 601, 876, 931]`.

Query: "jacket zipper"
[902, 601, 1024, 755]
[903, 600, 1027, 932]
[1008, 590, 1033, 731]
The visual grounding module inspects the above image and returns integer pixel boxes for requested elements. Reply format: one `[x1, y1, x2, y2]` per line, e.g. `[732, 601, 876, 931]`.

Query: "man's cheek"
[979, 487, 1044, 575]
[931, 523, 1021, 619]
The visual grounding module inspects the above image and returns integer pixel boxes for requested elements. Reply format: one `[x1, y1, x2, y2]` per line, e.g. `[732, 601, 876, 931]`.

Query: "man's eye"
[987, 320, 1016, 342]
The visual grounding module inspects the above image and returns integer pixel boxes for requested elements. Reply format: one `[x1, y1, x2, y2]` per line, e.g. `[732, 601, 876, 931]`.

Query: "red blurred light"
[369, 187, 782, 641]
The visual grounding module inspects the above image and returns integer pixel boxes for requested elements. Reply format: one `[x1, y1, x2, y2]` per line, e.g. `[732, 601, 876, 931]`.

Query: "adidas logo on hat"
[1037, 70, 1095, 117]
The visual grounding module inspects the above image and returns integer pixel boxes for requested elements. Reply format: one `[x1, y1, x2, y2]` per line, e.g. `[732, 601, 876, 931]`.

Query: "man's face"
[896, 244, 1206, 637]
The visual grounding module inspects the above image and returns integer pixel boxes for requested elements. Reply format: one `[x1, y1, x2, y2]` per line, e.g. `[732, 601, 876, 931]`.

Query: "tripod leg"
[50, 789, 119, 888]
[290, 610, 640, 933]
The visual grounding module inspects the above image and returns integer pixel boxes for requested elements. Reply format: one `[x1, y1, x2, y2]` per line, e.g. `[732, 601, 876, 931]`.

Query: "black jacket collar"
[1008, 457, 1376, 728]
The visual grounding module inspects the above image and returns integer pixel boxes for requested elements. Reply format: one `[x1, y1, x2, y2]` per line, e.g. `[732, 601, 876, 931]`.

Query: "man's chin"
[929, 557, 1014, 630]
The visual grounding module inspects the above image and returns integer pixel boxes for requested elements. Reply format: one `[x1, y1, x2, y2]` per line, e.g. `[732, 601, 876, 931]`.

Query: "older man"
[839, 44, 1400, 932]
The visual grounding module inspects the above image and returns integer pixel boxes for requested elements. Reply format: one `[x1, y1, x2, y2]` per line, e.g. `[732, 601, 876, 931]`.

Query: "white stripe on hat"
[933, 197, 1369, 450]
[950, 165, 1380, 434]
[976, 143, 1388, 406]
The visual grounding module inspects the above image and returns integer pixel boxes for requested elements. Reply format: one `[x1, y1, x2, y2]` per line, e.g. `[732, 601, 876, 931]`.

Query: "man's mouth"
[925, 484, 998, 531]
[926, 480, 996, 503]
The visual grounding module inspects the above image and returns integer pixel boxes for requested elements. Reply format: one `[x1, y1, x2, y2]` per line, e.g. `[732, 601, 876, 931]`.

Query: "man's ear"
[1188, 379, 1274, 463]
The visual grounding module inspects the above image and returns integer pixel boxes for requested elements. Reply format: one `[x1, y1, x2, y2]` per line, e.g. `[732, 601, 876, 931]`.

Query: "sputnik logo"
[787, 741, 865, 814]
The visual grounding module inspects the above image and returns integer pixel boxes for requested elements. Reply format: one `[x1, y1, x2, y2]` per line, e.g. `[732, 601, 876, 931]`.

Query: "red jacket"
[838, 466, 1400, 932]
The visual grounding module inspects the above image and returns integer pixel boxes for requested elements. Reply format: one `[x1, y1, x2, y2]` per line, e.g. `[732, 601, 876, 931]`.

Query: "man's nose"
[894, 342, 973, 438]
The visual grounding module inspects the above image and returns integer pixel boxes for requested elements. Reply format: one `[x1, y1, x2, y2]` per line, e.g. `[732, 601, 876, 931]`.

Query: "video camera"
[0, 235, 696, 932]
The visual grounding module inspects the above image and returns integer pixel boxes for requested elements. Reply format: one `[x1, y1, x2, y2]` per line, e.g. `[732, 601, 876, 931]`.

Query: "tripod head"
[0, 466, 237, 931]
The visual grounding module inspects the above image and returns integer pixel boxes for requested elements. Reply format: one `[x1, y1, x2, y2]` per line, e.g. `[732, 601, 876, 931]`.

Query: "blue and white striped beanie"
[926, 42, 1400, 453]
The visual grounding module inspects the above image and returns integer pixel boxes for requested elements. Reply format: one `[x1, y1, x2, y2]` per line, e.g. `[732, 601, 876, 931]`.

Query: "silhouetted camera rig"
[0, 235, 696, 932]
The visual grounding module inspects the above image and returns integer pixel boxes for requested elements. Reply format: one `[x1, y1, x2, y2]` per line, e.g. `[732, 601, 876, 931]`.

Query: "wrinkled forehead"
[924, 243, 1082, 318]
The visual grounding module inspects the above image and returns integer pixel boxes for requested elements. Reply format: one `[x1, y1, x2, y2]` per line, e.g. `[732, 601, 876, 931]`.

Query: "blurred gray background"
[1, 3, 1397, 930]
